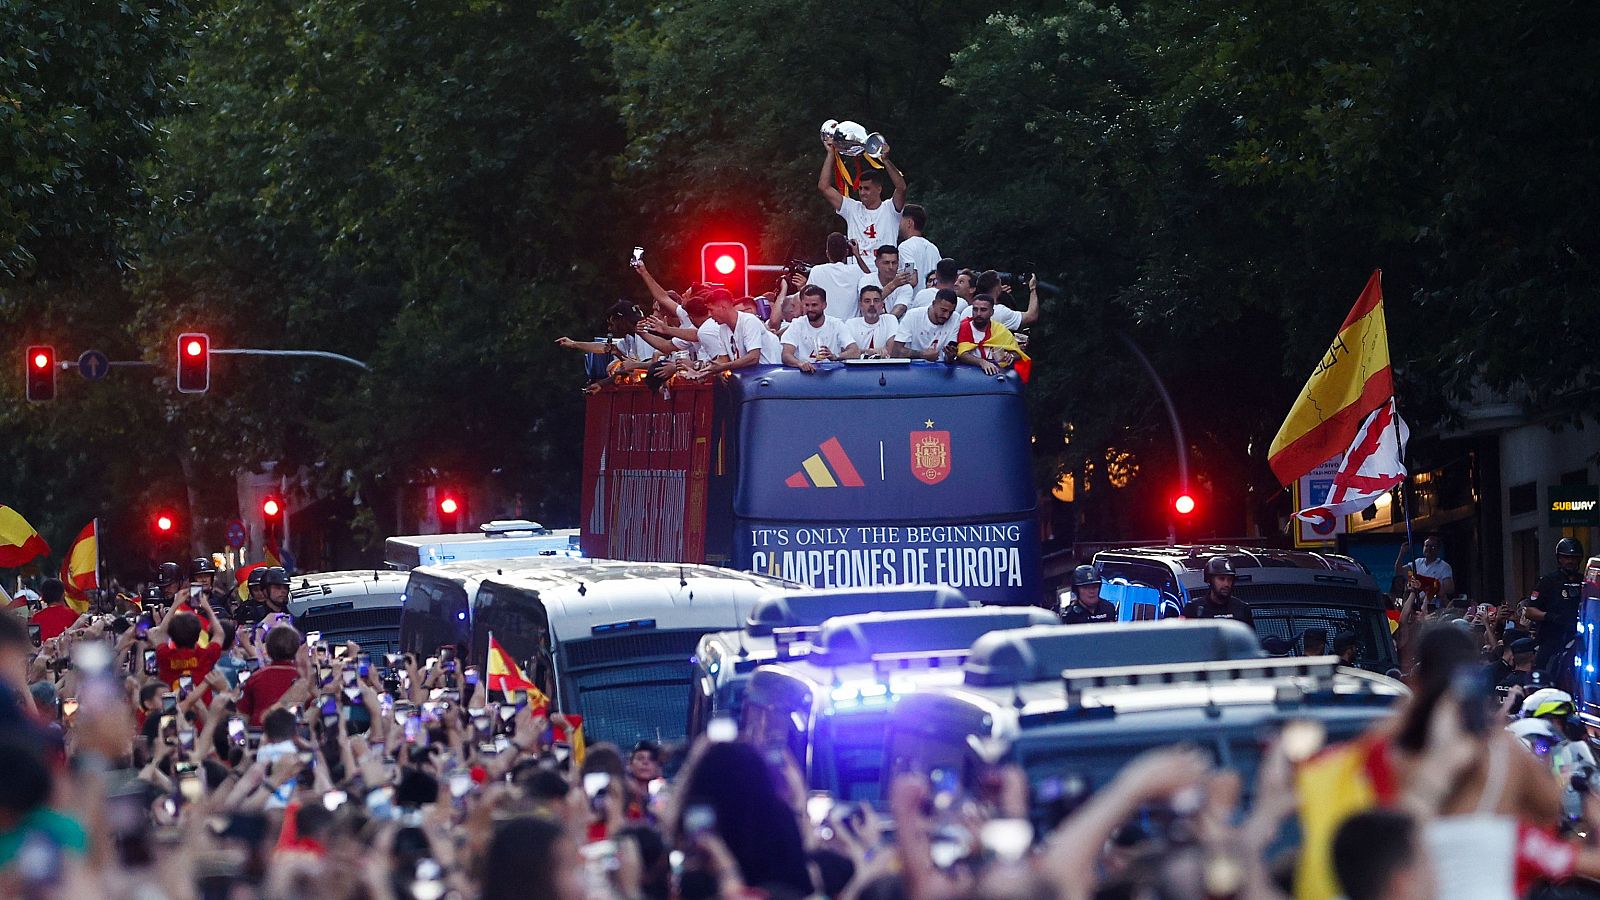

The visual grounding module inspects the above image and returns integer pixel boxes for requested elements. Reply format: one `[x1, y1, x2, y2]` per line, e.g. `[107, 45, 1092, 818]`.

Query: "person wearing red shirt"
[148, 594, 224, 691]
[237, 624, 304, 727]
[29, 579, 79, 644]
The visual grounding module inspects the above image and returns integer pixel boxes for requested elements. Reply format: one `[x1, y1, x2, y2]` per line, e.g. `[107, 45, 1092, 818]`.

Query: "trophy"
[820, 119, 890, 159]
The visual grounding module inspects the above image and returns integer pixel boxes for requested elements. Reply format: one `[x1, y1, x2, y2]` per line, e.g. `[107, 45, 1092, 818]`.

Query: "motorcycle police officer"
[236, 566, 293, 627]
[187, 556, 235, 621]
[1526, 538, 1586, 674]
[1060, 565, 1118, 624]
[1183, 556, 1254, 626]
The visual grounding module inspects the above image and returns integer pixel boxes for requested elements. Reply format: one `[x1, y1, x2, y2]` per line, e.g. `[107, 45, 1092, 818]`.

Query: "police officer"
[1498, 637, 1545, 693]
[154, 560, 185, 607]
[1060, 565, 1117, 624]
[1526, 538, 1586, 674]
[240, 566, 269, 615]
[237, 566, 293, 626]
[1182, 556, 1254, 626]
[187, 556, 235, 621]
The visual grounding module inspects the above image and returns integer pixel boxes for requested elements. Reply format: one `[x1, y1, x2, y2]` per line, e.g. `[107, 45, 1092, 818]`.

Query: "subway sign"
[1550, 485, 1600, 527]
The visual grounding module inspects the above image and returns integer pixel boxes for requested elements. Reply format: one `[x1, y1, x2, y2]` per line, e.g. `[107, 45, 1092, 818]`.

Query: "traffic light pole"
[1114, 331, 1190, 545]
[210, 348, 368, 370]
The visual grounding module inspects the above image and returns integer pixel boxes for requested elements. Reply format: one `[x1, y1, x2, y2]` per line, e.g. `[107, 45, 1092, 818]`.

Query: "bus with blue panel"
[740, 605, 1056, 805]
[689, 584, 973, 737]
[580, 363, 1042, 605]
[1573, 554, 1600, 733]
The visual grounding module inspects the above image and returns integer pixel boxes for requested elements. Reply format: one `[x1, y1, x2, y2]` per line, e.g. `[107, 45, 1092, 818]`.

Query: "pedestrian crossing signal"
[177, 333, 210, 393]
[25, 346, 55, 401]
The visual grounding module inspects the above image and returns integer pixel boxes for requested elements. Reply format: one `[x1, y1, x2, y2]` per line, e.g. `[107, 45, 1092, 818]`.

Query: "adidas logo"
[784, 437, 865, 488]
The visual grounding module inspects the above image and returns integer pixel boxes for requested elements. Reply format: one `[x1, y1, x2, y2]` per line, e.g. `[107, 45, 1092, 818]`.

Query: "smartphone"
[305, 631, 322, 646]
[237, 669, 252, 686]
[319, 695, 338, 717]
[342, 669, 358, 688]
[178, 729, 196, 753]
[631, 246, 645, 268]
[584, 772, 610, 814]
[1451, 665, 1491, 735]
[28, 623, 41, 647]
[135, 613, 152, 639]
[384, 653, 403, 669]
[227, 717, 247, 748]
[464, 666, 479, 687]
[177, 769, 202, 803]
[707, 716, 738, 743]
[61, 697, 80, 718]
[929, 767, 961, 813]
[472, 715, 492, 743]
[144, 650, 159, 676]
[357, 653, 370, 677]
[404, 713, 423, 745]
[683, 803, 716, 838]
[806, 793, 833, 826]
[177, 674, 193, 696]
[161, 693, 177, 714]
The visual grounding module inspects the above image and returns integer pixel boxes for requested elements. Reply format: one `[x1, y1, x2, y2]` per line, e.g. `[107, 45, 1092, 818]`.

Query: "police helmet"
[190, 556, 217, 577]
[141, 585, 165, 607]
[246, 567, 268, 588]
[1203, 556, 1237, 580]
[1556, 537, 1584, 559]
[156, 561, 183, 586]
[1071, 565, 1102, 588]
[262, 566, 290, 587]
[1521, 688, 1575, 720]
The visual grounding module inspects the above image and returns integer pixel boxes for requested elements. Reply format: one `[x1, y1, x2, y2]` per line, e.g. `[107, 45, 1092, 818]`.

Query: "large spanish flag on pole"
[1268, 270, 1394, 486]
[59, 520, 99, 613]
[0, 505, 50, 568]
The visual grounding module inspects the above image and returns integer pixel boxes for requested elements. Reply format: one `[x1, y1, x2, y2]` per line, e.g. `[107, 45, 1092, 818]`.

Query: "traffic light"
[700, 242, 749, 296]
[176, 332, 210, 393]
[262, 496, 282, 519]
[437, 493, 461, 533]
[1172, 492, 1197, 517]
[24, 346, 55, 401]
[262, 495, 284, 553]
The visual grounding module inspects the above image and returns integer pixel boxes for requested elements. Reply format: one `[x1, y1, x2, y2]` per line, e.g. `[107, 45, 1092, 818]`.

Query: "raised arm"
[882, 156, 907, 212]
[818, 148, 845, 211]
[633, 263, 673, 310]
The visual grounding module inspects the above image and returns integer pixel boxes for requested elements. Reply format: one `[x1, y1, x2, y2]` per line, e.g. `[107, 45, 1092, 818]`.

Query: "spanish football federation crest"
[910, 429, 951, 484]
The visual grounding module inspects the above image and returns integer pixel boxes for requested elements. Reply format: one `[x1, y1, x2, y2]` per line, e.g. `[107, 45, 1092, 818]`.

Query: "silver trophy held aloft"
[820, 119, 890, 159]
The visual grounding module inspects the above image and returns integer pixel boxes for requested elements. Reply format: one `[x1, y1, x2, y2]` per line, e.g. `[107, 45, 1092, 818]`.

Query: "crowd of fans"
[557, 146, 1041, 386]
[2, 540, 1599, 899]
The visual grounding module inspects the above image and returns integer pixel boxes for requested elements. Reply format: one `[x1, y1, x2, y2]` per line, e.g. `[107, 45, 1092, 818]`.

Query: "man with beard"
[781, 287, 858, 373]
[1183, 556, 1254, 626]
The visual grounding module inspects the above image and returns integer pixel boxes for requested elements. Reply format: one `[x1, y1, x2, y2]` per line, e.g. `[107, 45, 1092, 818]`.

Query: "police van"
[1091, 545, 1399, 673]
[1572, 554, 1600, 733]
[459, 561, 791, 747]
[883, 622, 1405, 827]
[288, 570, 411, 653]
[688, 584, 973, 737]
[741, 606, 1056, 804]
[398, 558, 574, 663]
[384, 519, 580, 570]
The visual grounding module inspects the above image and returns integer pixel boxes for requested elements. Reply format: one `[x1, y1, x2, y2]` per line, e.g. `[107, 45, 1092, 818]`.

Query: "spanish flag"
[486, 634, 536, 693]
[1268, 270, 1393, 486]
[234, 562, 265, 601]
[956, 318, 1032, 382]
[0, 505, 50, 568]
[59, 520, 98, 613]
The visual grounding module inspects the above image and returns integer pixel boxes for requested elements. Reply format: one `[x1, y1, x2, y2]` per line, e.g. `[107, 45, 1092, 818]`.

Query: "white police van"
[384, 519, 580, 570]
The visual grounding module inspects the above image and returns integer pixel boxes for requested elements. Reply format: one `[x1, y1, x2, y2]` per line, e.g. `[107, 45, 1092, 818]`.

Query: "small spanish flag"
[234, 562, 266, 601]
[59, 520, 99, 613]
[0, 505, 50, 569]
[486, 634, 536, 693]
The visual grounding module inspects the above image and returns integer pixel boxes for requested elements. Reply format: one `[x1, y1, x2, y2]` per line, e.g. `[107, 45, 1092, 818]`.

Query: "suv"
[884, 647, 1405, 828]
[288, 570, 411, 654]
[741, 606, 1056, 804]
[1090, 545, 1399, 673]
[689, 584, 973, 736]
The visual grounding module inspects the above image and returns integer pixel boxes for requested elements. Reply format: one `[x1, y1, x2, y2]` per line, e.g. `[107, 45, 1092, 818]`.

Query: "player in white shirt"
[974, 270, 1042, 332]
[781, 287, 859, 373]
[890, 290, 963, 362]
[900, 257, 962, 317]
[897, 204, 941, 293]
[818, 146, 907, 254]
[845, 285, 899, 358]
[705, 290, 782, 373]
[858, 245, 917, 316]
[556, 301, 657, 372]
[806, 232, 873, 321]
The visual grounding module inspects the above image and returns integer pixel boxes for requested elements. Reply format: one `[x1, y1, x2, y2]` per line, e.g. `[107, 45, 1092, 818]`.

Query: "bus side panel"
[579, 382, 714, 563]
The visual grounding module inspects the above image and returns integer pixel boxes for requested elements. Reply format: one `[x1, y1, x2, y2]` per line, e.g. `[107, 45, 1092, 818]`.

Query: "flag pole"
[1376, 269, 1415, 552]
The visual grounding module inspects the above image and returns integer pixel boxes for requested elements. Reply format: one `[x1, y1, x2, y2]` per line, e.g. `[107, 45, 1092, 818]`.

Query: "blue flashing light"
[1577, 655, 1584, 669]
[457, 611, 467, 621]
[592, 618, 658, 635]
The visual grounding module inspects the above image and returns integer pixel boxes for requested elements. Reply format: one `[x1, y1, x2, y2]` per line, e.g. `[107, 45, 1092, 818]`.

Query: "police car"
[688, 584, 973, 737]
[741, 606, 1055, 804]
[1090, 545, 1399, 673]
[883, 620, 1405, 827]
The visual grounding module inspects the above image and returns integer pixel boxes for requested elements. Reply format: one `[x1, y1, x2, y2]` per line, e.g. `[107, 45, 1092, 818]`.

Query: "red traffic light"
[439, 497, 459, 515]
[700, 242, 750, 296]
[24, 345, 55, 401]
[262, 497, 282, 518]
[154, 513, 175, 533]
[1173, 493, 1197, 516]
[176, 332, 210, 393]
